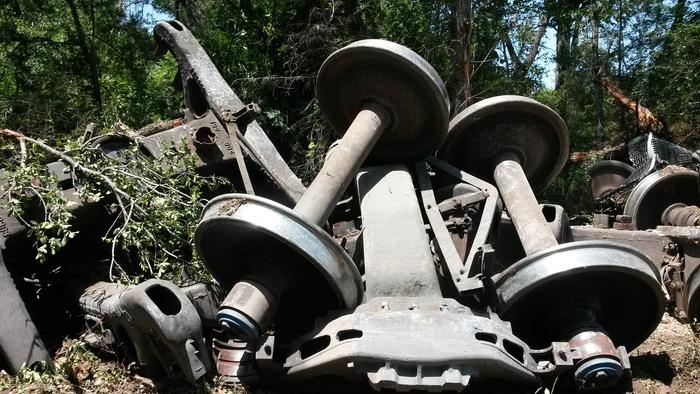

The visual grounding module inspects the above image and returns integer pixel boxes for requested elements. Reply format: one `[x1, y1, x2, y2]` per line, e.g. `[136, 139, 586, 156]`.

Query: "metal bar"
[225, 121, 255, 195]
[426, 157, 500, 293]
[414, 161, 469, 288]
[437, 191, 487, 215]
[492, 155, 558, 255]
[153, 21, 306, 203]
[294, 104, 388, 225]
[357, 165, 441, 298]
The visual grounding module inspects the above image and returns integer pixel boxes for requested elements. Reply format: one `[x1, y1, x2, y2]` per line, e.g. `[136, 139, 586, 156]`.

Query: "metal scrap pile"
[585, 134, 700, 331]
[2, 20, 696, 393]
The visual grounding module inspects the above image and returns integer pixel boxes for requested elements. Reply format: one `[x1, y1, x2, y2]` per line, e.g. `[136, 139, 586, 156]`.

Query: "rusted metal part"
[568, 331, 624, 390]
[623, 166, 700, 230]
[568, 331, 621, 364]
[415, 163, 473, 292]
[615, 214, 632, 223]
[356, 164, 441, 298]
[611, 214, 633, 230]
[153, 20, 306, 203]
[662, 203, 700, 227]
[529, 336, 631, 390]
[137, 118, 183, 136]
[294, 104, 388, 225]
[593, 213, 612, 229]
[612, 221, 633, 230]
[197, 39, 450, 343]
[422, 157, 500, 294]
[213, 338, 257, 385]
[0, 253, 52, 373]
[77, 279, 212, 382]
[437, 184, 483, 262]
[493, 154, 559, 255]
[140, 111, 233, 172]
[588, 160, 634, 199]
[283, 297, 538, 391]
[221, 104, 260, 195]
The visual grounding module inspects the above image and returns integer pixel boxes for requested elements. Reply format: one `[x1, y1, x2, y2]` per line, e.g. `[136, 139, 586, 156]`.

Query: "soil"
[1, 314, 698, 394]
[626, 314, 700, 394]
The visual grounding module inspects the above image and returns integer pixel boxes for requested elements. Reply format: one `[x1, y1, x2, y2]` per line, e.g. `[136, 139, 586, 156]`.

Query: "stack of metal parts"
[0, 19, 304, 380]
[626, 133, 695, 184]
[0, 20, 671, 393]
[583, 133, 700, 339]
[194, 36, 665, 392]
[591, 133, 700, 230]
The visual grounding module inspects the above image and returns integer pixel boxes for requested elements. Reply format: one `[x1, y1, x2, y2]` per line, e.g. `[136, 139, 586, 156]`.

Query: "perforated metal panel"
[626, 133, 695, 184]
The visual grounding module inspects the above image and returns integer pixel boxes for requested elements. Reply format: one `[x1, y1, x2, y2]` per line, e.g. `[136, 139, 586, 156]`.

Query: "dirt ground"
[1, 313, 698, 394]
[625, 314, 700, 393]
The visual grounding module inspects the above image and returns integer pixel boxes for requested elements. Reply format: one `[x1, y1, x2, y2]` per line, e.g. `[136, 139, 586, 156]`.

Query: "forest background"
[1, 1, 700, 390]
[0, 0, 698, 213]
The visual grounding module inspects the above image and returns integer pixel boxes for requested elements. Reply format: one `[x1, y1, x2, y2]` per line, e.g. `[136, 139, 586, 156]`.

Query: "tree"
[451, 0, 473, 109]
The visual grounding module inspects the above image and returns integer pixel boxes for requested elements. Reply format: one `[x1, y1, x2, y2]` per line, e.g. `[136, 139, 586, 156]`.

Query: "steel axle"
[196, 39, 449, 343]
[491, 143, 625, 390]
[439, 95, 664, 390]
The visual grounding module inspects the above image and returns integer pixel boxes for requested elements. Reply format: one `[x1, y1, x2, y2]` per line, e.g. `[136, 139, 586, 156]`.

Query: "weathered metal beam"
[154, 20, 306, 203]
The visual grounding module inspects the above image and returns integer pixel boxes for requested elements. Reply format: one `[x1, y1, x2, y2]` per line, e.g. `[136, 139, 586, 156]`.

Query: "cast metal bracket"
[415, 157, 500, 295]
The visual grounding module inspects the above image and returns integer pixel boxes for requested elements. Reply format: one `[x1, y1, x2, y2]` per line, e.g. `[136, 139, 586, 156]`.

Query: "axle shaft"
[492, 153, 558, 255]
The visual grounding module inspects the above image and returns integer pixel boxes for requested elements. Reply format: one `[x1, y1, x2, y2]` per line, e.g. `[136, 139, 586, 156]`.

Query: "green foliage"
[1, 0, 699, 283]
[1, 133, 229, 284]
[0, 0, 182, 140]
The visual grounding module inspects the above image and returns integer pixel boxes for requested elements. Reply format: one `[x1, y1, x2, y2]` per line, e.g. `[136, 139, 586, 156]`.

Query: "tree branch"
[502, 32, 522, 69]
[1, 128, 129, 215]
[522, 14, 549, 70]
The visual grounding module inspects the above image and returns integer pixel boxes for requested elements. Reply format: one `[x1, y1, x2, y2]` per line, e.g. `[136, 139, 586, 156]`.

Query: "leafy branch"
[0, 127, 229, 284]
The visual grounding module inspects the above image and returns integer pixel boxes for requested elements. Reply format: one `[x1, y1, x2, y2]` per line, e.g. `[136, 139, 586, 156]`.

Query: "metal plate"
[316, 39, 449, 162]
[437, 95, 569, 193]
[195, 194, 363, 312]
[283, 298, 537, 391]
[588, 160, 634, 199]
[494, 241, 664, 350]
[624, 166, 700, 230]
[356, 165, 441, 298]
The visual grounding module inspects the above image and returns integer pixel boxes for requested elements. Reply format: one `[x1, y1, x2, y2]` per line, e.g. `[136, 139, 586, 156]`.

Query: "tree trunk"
[671, 0, 686, 31]
[554, 1, 580, 89]
[65, 0, 101, 110]
[591, 1, 605, 139]
[503, 13, 549, 80]
[554, 15, 571, 88]
[617, 0, 623, 76]
[451, 0, 472, 110]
